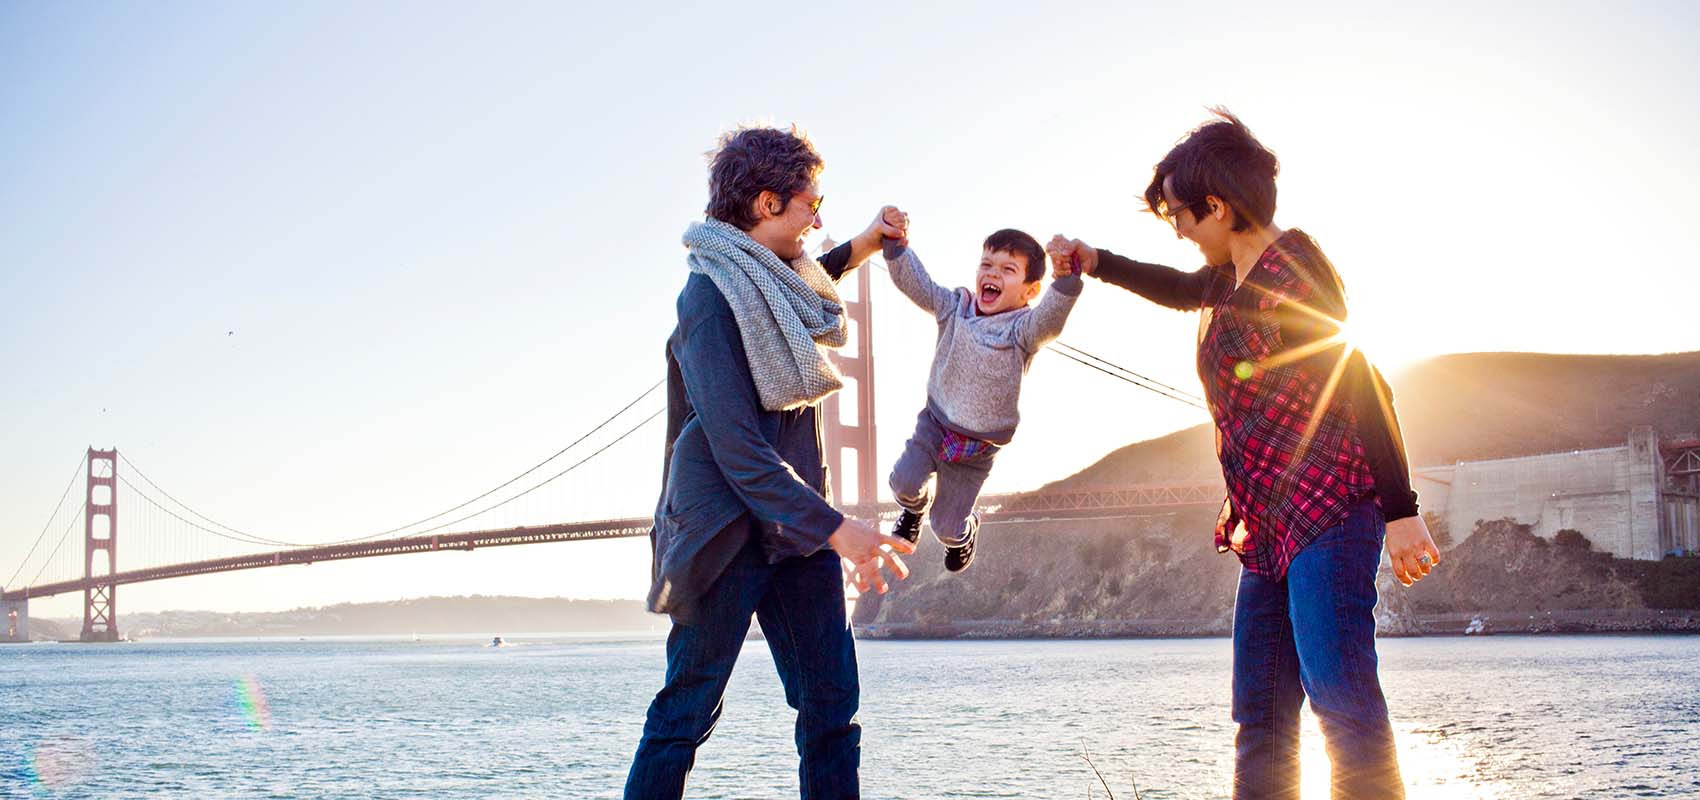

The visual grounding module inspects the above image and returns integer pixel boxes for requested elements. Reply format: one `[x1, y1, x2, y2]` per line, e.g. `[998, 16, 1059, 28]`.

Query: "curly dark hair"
[1143, 108, 1280, 232]
[983, 228, 1046, 283]
[705, 125, 824, 231]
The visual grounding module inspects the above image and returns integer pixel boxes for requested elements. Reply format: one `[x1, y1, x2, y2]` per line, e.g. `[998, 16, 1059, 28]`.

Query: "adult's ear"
[1206, 195, 1230, 223]
[752, 189, 783, 222]
[1203, 196, 1244, 230]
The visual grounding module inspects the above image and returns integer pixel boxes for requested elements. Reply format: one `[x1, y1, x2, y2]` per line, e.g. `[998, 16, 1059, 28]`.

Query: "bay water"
[3, 634, 1696, 798]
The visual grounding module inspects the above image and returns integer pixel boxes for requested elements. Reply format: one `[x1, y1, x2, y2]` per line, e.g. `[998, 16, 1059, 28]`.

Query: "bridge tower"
[821, 245, 879, 518]
[81, 448, 119, 642]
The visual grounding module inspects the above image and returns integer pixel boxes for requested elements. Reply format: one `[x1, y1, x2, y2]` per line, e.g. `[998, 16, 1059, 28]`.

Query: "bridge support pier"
[1, 597, 25, 643]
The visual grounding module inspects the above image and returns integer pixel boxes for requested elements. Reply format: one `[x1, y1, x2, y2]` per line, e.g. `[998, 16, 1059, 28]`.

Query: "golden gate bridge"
[2, 259, 1221, 643]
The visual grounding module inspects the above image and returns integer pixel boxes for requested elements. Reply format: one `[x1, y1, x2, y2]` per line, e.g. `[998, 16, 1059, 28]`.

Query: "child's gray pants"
[888, 408, 1000, 546]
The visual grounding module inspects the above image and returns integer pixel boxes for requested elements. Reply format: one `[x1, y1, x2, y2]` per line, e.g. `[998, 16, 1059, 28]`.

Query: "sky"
[4, 1, 1699, 616]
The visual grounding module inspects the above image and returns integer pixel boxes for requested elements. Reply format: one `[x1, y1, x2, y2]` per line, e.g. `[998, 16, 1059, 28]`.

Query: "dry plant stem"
[1080, 741, 1115, 800]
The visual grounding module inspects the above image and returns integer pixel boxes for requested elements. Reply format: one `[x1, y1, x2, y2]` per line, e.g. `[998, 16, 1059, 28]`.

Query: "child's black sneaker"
[892, 509, 924, 545]
[945, 514, 980, 573]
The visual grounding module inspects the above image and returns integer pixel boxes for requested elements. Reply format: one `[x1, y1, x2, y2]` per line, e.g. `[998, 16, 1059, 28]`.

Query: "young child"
[881, 209, 1082, 571]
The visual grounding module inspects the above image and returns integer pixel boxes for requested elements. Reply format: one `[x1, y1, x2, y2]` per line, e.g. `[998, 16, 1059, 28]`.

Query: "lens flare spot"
[233, 673, 273, 732]
[23, 737, 96, 794]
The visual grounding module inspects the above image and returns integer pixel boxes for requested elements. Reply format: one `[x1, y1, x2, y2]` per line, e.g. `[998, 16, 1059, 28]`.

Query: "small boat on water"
[490, 636, 505, 647]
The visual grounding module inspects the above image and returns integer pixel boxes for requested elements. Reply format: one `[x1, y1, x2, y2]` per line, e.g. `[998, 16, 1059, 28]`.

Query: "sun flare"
[1295, 712, 1513, 799]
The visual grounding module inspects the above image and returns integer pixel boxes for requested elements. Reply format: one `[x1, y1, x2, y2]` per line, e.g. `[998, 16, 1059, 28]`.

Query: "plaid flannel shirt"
[1198, 230, 1376, 579]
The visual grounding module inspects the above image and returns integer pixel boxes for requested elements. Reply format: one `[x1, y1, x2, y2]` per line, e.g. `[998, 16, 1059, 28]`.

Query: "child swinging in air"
[880, 207, 1082, 571]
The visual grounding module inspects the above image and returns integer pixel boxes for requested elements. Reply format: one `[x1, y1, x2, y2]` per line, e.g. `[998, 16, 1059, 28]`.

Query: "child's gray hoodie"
[884, 243, 1082, 444]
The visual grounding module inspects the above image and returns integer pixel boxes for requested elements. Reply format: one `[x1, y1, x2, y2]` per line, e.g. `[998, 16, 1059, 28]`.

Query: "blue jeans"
[625, 527, 861, 799]
[1231, 499, 1404, 800]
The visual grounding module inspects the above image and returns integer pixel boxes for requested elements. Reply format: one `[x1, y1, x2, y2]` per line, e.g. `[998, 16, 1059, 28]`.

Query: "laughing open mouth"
[978, 281, 1002, 306]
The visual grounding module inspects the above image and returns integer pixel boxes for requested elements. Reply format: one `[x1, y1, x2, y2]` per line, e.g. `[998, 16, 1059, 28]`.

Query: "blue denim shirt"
[646, 243, 854, 621]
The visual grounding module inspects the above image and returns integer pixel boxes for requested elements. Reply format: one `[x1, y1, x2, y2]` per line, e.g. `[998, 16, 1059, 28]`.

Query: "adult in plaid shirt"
[1049, 110, 1440, 800]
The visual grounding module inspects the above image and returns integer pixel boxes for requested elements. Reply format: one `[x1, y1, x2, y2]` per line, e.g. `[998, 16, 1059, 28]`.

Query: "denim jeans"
[625, 526, 861, 800]
[1231, 498, 1404, 800]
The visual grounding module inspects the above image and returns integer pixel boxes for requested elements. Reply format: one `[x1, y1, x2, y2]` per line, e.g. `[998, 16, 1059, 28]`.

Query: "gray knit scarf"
[683, 219, 847, 410]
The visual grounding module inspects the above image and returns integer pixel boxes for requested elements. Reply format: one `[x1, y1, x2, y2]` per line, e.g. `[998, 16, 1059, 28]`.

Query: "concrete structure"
[1420, 427, 1700, 559]
[2, 597, 25, 643]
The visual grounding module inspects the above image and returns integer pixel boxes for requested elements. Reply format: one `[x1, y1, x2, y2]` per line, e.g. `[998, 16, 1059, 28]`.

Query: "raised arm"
[818, 240, 855, 281]
[1047, 235, 1212, 311]
[883, 241, 957, 317]
[1095, 249, 1213, 310]
[1015, 274, 1083, 353]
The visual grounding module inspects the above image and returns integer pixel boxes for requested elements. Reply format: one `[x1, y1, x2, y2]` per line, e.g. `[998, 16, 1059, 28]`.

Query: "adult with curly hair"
[624, 124, 914, 800]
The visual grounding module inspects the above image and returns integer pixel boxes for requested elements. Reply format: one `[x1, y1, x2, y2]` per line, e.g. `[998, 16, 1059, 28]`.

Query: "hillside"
[1040, 350, 1700, 489]
[1392, 351, 1700, 465]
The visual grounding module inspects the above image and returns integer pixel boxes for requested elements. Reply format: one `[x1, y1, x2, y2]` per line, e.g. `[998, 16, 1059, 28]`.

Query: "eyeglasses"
[1161, 200, 1205, 232]
[792, 193, 824, 216]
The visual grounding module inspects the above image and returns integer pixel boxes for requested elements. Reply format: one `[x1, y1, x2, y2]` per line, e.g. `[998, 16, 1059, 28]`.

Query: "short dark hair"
[1143, 108, 1279, 232]
[983, 228, 1046, 283]
[705, 125, 824, 231]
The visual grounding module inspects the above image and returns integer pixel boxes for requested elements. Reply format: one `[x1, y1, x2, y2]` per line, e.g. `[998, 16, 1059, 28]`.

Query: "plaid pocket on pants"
[937, 429, 994, 463]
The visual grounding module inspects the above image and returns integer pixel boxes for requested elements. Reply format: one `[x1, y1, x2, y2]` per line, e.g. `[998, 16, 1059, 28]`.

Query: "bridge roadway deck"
[2, 483, 1221, 600]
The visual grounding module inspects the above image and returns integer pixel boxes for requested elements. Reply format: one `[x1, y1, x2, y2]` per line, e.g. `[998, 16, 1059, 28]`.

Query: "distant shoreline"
[857, 609, 1700, 640]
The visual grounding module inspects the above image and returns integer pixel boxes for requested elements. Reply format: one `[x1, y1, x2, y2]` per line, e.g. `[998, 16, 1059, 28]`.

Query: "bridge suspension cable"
[110, 377, 666, 551]
[24, 501, 85, 589]
[315, 377, 665, 544]
[116, 472, 302, 548]
[119, 453, 299, 547]
[1046, 341, 1208, 410]
[5, 452, 87, 588]
[401, 404, 665, 538]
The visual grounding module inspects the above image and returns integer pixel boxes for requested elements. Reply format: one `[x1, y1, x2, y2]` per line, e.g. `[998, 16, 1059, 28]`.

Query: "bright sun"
[1337, 318, 1425, 373]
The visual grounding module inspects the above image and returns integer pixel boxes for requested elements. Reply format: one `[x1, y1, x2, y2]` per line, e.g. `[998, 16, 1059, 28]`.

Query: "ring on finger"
[1418, 553, 1433, 567]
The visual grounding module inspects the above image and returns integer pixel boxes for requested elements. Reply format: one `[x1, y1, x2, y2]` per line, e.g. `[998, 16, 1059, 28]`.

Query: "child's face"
[974, 248, 1042, 315]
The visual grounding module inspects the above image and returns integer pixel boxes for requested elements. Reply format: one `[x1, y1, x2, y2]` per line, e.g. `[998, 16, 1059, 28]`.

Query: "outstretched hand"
[1046, 235, 1098, 277]
[827, 517, 914, 595]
